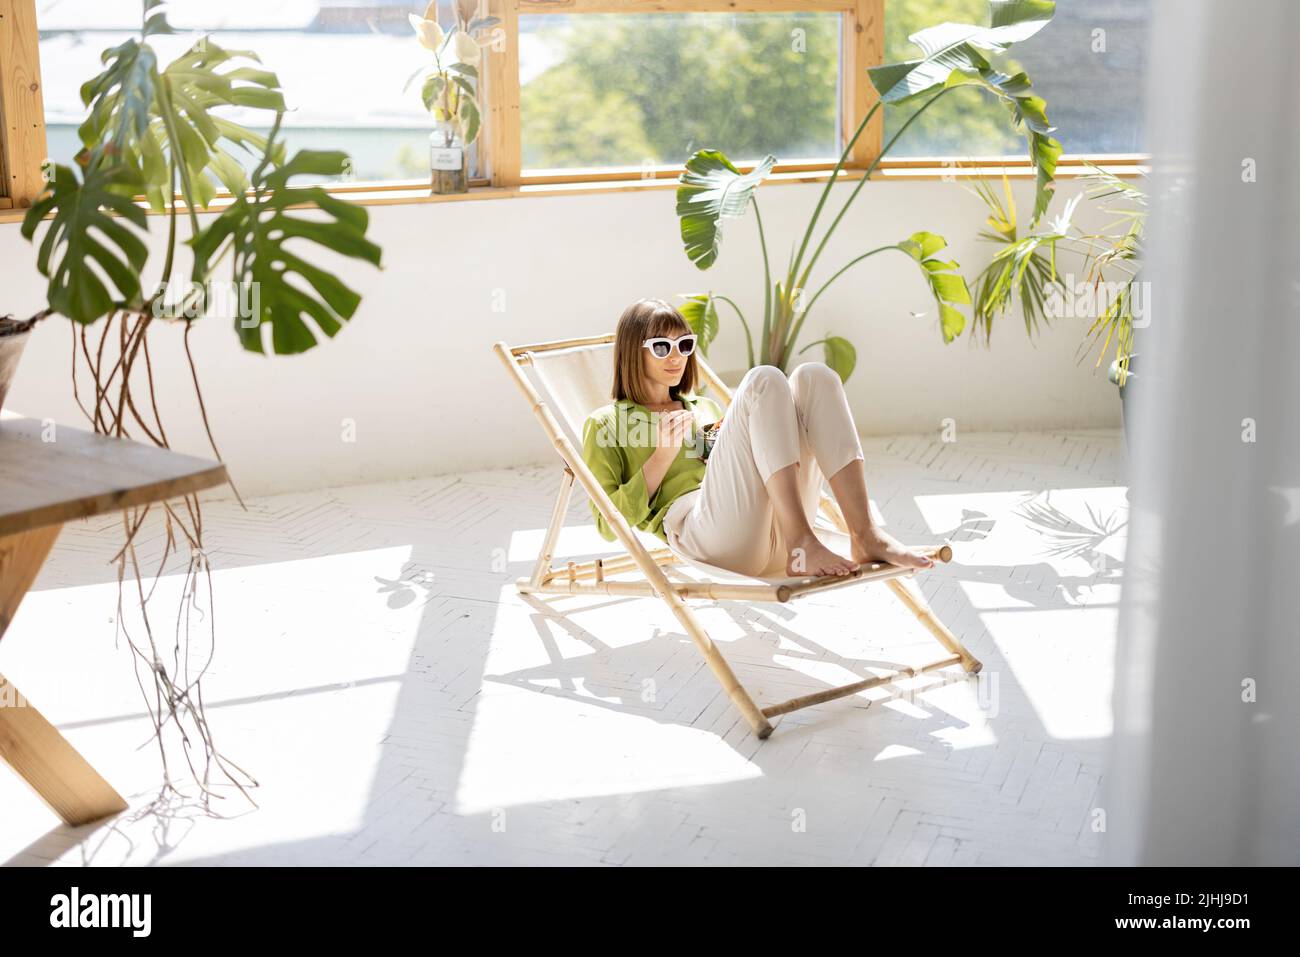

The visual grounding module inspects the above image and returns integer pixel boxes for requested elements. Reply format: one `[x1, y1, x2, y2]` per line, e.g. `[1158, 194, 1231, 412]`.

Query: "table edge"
[0, 463, 231, 538]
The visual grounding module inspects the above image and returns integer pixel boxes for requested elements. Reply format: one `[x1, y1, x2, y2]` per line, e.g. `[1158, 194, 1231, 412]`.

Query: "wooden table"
[0, 413, 228, 826]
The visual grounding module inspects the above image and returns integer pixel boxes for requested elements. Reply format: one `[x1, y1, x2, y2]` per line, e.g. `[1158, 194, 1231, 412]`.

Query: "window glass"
[37, 0, 473, 184]
[519, 11, 842, 173]
[883, 0, 1150, 157]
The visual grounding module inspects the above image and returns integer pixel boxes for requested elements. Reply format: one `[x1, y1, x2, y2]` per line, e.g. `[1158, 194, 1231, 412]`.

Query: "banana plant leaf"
[898, 231, 971, 344]
[189, 149, 383, 355]
[822, 335, 856, 382]
[676, 150, 775, 269]
[868, 0, 1056, 104]
[942, 65, 1062, 225]
[868, 0, 1060, 224]
[678, 293, 720, 356]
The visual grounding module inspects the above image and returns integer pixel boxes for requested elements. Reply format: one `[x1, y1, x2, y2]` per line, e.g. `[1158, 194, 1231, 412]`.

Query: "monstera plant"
[9, 1, 383, 810]
[675, 0, 1063, 382]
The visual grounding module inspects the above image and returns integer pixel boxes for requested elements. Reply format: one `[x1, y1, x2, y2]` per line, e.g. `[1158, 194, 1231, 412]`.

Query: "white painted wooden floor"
[1, 429, 1126, 866]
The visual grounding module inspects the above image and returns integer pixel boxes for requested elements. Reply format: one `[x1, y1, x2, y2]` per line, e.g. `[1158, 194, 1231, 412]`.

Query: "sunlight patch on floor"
[1, 546, 425, 864]
[455, 586, 764, 816]
[981, 606, 1118, 741]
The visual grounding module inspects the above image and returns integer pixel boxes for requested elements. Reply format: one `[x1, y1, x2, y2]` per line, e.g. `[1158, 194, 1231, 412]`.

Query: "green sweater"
[581, 393, 724, 544]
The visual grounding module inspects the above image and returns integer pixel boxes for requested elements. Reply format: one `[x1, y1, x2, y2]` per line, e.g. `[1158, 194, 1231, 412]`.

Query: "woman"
[581, 298, 933, 579]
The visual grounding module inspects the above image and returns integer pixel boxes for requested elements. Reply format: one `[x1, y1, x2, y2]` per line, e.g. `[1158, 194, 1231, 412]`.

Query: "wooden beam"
[760, 654, 964, 718]
[486, 0, 521, 188]
[0, 523, 59, 642]
[841, 0, 882, 169]
[881, 153, 1149, 169]
[0, 524, 129, 827]
[0, 0, 47, 208]
[518, 0, 852, 11]
[0, 672, 129, 825]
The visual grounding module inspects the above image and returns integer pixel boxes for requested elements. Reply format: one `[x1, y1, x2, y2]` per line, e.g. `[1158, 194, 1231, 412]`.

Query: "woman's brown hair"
[610, 298, 699, 405]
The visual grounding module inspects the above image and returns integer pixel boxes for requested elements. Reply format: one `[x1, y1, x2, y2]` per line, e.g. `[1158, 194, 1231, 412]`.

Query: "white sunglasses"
[642, 334, 697, 359]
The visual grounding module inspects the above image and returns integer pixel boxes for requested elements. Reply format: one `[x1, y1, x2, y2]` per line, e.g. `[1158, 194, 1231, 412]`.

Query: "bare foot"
[850, 526, 935, 570]
[787, 533, 859, 577]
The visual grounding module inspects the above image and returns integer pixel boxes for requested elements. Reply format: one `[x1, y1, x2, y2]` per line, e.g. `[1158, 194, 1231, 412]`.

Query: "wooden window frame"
[0, 0, 1147, 223]
[485, 0, 883, 188]
[483, 0, 1148, 186]
[0, 0, 48, 210]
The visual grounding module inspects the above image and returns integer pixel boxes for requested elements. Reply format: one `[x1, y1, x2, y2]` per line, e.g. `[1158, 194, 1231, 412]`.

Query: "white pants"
[663, 362, 866, 579]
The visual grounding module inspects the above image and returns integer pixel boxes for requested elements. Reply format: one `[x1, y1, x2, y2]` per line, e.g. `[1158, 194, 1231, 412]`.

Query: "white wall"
[0, 175, 1120, 498]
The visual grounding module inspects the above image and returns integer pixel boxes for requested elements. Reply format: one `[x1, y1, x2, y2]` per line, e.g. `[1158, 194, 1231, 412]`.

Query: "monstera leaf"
[190, 148, 383, 355]
[21, 163, 149, 324]
[869, 0, 1061, 224]
[898, 231, 971, 344]
[76, 37, 159, 168]
[676, 150, 775, 269]
[153, 40, 287, 209]
[76, 4, 287, 213]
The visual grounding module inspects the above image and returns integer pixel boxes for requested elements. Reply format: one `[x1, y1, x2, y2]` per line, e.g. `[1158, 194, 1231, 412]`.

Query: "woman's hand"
[643, 409, 695, 498]
[652, 409, 695, 460]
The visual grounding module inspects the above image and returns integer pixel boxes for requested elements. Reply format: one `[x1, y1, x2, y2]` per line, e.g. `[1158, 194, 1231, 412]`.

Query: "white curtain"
[1104, 0, 1300, 865]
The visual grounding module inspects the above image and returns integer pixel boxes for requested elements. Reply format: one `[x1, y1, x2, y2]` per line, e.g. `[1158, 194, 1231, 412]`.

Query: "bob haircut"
[610, 298, 699, 406]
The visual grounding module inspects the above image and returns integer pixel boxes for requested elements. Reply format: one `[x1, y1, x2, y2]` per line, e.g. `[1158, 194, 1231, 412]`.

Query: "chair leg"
[529, 468, 576, 589]
[660, 595, 774, 739]
[887, 577, 982, 674]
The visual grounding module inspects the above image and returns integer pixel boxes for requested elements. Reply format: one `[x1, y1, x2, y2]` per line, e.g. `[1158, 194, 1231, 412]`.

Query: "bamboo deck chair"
[493, 334, 981, 739]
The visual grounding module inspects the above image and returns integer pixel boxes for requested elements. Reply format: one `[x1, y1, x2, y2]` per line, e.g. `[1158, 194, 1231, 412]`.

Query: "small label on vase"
[431, 146, 463, 171]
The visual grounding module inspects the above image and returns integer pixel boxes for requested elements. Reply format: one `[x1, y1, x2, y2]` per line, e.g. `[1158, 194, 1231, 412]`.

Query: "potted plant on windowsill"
[405, 0, 499, 194]
[675, 0, 1064, 384]
[4, 0, 383, 810]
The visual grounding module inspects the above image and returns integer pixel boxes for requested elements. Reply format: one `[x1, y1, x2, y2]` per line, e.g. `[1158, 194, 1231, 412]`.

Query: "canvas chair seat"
[495, 333, 981, 739]
[661, 516, 857, 586]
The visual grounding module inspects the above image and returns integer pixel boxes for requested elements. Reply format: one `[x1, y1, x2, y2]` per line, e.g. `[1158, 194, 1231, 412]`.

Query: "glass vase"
[430, 119, 467, 194]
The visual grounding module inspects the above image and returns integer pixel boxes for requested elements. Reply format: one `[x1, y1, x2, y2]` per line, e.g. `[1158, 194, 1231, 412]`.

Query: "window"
[2, 0, 1149, 215]
[36, 0, 484, 187]
[882, 0, 1150, 159]
[518, 10, 843, 175]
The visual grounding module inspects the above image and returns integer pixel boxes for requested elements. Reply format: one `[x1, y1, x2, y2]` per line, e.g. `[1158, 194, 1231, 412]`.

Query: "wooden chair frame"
[493, 334, 981, 739]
